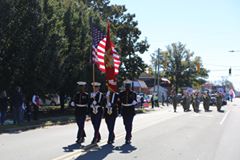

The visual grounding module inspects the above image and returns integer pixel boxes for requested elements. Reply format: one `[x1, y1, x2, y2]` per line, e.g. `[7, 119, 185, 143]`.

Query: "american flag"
[91, 25, 120, 75]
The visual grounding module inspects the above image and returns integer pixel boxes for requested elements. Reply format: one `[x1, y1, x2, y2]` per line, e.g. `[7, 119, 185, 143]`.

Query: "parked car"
[144, 95, 152, 103]
[135, 95, 143, 108]
[40, 94, 60, 106]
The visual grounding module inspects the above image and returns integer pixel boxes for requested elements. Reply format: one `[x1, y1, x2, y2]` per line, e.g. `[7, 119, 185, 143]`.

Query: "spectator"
[140, 96, 144, 108]
[161, 93, 165, 106]
[151, 95, 154, 108]
[154, 94, 159, 107]
[0, 90, 8, 125]
[12, 86, 24, 124]
[32, 92, 40, 121]
[25, 101, 32, 122]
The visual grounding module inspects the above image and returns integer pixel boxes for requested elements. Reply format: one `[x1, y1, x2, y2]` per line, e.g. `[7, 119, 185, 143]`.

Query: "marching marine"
[104, 88, 119, 144]
[71, 81, 89, 144]
[89, 82, 104, 144]
[119, 80, 137, 144]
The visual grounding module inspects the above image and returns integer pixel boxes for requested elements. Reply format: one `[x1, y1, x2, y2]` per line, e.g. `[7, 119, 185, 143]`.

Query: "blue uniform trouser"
[105, 115, 116, 141]
[0, 111, 6, 125]
[76, 115, 86, 139]
[13, 107, 21, 124]
[91, 111, 102, 141]
[122, 114, 134, 141]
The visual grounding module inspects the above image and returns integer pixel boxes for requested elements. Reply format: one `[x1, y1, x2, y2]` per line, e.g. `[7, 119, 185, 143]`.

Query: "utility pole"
[157, 48, 160, 100]
[153, 59, 157, 93]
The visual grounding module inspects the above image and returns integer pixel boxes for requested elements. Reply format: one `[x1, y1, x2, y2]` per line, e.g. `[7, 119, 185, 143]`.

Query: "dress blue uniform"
[104, 90, 119, 144]
[119, 80, 137, 144]
[72, 81, 89, 144]
[90, 82, 104, 144]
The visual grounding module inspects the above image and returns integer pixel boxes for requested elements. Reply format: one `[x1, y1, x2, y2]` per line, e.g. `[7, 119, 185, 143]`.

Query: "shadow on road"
[75, 143, 137, 160]
[63, 143, 83, 152]
[114, 144, 137, 154]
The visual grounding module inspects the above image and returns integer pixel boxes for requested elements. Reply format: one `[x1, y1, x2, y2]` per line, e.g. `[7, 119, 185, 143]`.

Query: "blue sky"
[110, 0, 240, 90]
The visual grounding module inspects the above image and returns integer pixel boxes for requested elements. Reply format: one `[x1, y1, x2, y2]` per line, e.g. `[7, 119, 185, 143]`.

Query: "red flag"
[104, 22, 117, 92]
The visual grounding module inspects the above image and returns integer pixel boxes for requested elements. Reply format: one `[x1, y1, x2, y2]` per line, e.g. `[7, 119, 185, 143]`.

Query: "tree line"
[0, 0, 149, 108]
[0, 0, 209, 110]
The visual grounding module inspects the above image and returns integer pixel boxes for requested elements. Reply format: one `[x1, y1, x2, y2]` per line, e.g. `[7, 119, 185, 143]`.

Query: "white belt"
[122, 103, 134, 107]
[76, 104, 88, 107]
[92, 105, 101, 108]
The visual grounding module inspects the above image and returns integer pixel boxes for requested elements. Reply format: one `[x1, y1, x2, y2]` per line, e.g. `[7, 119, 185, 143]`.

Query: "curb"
[0, 108, 154, 134]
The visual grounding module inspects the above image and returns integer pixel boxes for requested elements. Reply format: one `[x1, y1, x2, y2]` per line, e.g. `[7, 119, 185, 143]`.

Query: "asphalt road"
[1, 99, 240, 160]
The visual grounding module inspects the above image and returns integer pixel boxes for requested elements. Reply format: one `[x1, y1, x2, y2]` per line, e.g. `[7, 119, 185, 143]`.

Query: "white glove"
[107, 102, 111, 107]
[132, 100, 137, 105]
[71, 102, 75, 107]
[93, 101, 97, 105]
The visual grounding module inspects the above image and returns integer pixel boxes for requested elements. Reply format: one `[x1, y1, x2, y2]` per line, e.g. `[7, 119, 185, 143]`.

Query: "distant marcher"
[216, 92, 223, 112]
[32, 93, 40, 120]
[203, 92, 211, 112]
[185, 93, 191, 111]
[0, 90, 8, 125]
[72, 81, 89, 144]
[181, 92, 187, 111]
[172, 92, 178, 112]
[192, 92, 201, 113]
[191, 93, 196, 112]
[12, 87, 24, 124]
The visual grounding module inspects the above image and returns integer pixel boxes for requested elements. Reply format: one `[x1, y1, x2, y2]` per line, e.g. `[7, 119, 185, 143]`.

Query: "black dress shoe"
[80, 138, 85, 143]
[95, 137, 101, 143]
[76, 139, 80, 144]
[91, 139, 96, 144]
[125, 140, 131, 144]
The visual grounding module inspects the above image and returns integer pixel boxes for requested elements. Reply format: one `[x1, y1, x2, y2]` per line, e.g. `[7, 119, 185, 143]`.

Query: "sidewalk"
[0, 115, 77, 134]
[0, 107, 149, 134]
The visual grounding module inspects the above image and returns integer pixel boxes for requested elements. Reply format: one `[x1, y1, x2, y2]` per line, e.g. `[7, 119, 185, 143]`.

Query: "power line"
[205, 64, 240, 68]
[210, 69, 240, 71]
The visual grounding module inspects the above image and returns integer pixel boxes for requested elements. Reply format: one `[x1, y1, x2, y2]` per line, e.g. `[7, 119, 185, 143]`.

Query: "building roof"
[139, 72, 154, 79]
[133, 80, 148, 88]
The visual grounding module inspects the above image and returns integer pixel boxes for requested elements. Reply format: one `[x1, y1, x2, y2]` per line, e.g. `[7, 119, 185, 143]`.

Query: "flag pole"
[93, 64, 96, 92]
[90, 17, 96, 92]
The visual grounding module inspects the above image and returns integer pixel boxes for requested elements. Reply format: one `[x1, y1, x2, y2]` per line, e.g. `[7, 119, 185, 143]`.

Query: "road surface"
[1, 99, 240, 160]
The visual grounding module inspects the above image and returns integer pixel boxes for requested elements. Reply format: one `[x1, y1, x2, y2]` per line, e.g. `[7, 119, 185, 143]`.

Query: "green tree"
[151, 42, 209, 92]
[0, 0, 45, 99]
[86, 1, 150, 83]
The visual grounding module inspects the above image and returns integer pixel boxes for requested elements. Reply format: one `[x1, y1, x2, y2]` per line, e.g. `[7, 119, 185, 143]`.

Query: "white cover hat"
[77, 81, 86, 86]
[123, 79, 132, 84]
[91, 82, 101, 86]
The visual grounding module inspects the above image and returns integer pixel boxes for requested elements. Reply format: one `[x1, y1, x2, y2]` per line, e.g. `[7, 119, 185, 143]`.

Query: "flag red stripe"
[94, 37, 121, 75]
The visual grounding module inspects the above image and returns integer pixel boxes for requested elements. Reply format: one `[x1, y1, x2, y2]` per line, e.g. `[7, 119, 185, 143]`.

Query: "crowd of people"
[0, 87, 41, 125]
[150, 90, 229, 113]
